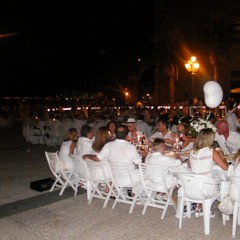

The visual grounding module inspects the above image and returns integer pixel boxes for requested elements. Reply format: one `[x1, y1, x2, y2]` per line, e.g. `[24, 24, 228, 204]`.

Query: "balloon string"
[224, 106, 238, 119]
[206, 112, 211, 121]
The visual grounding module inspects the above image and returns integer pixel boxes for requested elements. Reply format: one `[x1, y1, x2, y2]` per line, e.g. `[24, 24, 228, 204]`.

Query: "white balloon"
[203, 81, 223, 108]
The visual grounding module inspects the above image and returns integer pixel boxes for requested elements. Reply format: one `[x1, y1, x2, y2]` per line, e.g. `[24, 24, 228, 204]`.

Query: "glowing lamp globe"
[203, 81, 223, 108]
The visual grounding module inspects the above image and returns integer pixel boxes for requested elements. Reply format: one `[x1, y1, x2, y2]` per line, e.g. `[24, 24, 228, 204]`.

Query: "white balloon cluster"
[203, 81, 223, 108]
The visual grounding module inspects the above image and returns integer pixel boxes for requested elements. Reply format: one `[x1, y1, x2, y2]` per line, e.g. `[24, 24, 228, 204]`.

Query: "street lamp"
[185, 56, 200, 98]
[124, 90, 129, 106]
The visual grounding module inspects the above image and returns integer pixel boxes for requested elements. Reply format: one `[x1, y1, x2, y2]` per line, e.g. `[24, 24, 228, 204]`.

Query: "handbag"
[30, 178, 55, 192]
[218, 195, 234, 215]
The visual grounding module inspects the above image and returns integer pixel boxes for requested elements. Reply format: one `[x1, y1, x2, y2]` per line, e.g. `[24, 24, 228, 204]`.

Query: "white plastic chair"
[45, 151, 64, 192]
[108, 161, 141, 214]
[177, 172, 220, 235]
[84, 160, 114, 208]
[139, 163, 177, 219]
[31, 126, 45, 144]
[229, 176, 240, 238]
[45, 151, 81, 196]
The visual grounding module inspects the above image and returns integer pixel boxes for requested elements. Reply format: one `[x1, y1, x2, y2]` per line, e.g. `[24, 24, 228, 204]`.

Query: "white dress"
[59, 140, 74, 170]
[189, 147, 218, 196]
[189, 147, 214, 176]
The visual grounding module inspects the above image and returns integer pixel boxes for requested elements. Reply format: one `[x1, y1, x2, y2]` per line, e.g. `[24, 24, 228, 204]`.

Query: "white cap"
[126, 118, 136, 124]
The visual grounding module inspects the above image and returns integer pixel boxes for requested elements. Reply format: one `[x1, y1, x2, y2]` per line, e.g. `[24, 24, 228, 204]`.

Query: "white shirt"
[59, 140, 74, 170]
[150, 130, 173, 147]
[97, 139, 141, 186]
[97, 139, 142, 166]
[136, 120, 152, 137]
[215, 131, 240, 155]
[150, 130, 173, 141]
[76, 137, 95, 157]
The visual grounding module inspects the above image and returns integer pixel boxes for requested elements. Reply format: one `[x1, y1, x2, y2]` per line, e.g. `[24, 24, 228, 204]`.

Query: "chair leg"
[232, 202, 239, 238]
[129, 194, 138, 214]
[222, 213, 230, 225]
[112, 188, 121, 209]
[142, 192, 152, 215]
[178, 197, 185, 229]
[103, 190, 112, 208]
[202, 201, 211, 235]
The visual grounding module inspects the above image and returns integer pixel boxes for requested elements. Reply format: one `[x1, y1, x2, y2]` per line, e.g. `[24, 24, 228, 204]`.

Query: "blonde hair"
[193, 128, 214, 152]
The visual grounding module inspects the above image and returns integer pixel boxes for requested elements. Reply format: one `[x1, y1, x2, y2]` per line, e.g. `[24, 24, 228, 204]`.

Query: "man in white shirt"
[215, 120, 240, 155]
[150, 116, 174, 147]
[136, 114, 152, 138]
[82, 125, 142, 185]
[125, 117, 144, 144]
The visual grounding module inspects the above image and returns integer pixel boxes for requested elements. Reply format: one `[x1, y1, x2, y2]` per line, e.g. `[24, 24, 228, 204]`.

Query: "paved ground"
[0, 123, 237, 239]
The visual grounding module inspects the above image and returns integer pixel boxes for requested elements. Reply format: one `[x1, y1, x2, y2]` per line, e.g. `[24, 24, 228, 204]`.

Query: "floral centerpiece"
[189, 118, 216, 138]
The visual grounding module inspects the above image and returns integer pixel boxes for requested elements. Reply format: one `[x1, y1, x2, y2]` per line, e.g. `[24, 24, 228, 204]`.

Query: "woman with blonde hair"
[188, 128, 228, 217]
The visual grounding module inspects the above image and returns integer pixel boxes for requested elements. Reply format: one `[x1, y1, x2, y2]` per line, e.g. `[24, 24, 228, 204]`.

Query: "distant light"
[137, 58, 141, 62]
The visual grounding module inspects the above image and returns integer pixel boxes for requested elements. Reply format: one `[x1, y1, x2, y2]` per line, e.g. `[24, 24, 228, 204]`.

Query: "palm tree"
[197, 19, 240, 81]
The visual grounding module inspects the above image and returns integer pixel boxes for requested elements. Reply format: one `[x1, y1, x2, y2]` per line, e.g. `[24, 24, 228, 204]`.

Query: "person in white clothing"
[188, 128, 228, 217]
[59, 128, 78, 170]
[176, 117, 195, 151]
[82, 125, 142, 186]
[75, 125, 95, 181]
[136, 114, 152, 138]
[145, 138, 180, 200]
[125, 117, 144, 144]
[215, 120, 240, 155]
[150, 116, 174, 147]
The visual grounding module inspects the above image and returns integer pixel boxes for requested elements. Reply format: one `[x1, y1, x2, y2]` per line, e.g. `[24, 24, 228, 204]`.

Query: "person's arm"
[69, 142, 76, 155]
[82, 154, 100, 161]
[213, 149, 228, 170]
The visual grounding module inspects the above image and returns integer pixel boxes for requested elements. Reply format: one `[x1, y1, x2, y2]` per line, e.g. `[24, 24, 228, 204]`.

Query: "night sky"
[0, 0, 237, 98]
[0, 1, 155, 97]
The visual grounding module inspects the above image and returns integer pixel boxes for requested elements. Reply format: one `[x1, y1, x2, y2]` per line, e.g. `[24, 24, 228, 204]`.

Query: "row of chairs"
[45, 151, 176, 215]
[45, 151, 240, 238]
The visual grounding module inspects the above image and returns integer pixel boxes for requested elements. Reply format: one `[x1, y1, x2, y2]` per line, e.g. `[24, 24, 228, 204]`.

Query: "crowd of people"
[16, 99, 240, 219]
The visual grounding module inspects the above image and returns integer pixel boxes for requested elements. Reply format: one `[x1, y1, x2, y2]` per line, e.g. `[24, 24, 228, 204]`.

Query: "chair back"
[45, 151, 61, 174]
[85, 160, 109, 181]
[108, 161, 138, 187]
[229, 176, 240, 203]
[139, 163, 169, 192]
[70, 154, 86, 179]
[177, 173, 219, 200]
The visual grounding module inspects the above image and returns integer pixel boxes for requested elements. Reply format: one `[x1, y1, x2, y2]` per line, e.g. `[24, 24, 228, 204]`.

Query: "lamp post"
[185, 56, 200, 98]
